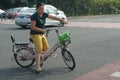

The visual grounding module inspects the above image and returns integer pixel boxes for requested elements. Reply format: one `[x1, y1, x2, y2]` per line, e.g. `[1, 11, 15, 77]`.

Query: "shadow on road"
[0, 67, 72, 80]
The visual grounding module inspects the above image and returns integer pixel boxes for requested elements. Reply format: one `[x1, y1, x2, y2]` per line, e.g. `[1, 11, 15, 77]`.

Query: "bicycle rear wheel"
[14, 47, 35, 68]
[62, 48, 76, 70]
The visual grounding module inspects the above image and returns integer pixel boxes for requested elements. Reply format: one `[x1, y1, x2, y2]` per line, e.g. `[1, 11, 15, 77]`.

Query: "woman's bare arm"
[48, 14, 68, 24]
[30, 20, 46, 33]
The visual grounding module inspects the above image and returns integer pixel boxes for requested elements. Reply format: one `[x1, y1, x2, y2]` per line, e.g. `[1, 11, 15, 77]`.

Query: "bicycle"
[10, 23, 76, 70]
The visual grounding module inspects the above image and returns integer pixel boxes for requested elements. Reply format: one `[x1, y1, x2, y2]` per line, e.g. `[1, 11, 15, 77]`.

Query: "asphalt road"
[1, 16, 120, 80]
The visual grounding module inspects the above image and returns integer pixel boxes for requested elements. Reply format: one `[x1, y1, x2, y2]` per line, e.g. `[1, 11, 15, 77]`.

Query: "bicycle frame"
[10, 27, 75, 70]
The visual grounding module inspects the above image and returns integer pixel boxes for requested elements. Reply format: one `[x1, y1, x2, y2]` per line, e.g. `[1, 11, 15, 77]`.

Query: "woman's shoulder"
[31, 12, 38, 20]
[43, 12, 48, 17]
[32, 12, 38, 16]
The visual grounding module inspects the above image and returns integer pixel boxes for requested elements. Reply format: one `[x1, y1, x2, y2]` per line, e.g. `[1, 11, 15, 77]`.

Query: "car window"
[18, 8, 29, 13]
[24, 8, 36, 13]
[13, 8, 21, 12]
[6, 8, 14, 12]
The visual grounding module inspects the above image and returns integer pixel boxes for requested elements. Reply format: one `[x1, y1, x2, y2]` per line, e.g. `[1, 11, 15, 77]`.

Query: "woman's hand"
[62, 20, 68, 24]
[41, 29, 46, 33]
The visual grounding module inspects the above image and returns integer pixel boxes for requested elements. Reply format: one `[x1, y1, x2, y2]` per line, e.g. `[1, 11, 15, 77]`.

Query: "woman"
[30, 2, 67, 73]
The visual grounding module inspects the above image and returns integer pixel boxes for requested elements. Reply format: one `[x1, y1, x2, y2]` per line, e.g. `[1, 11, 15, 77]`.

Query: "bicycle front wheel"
[14, 47, 35, 68]
[62, 49, 76, 70]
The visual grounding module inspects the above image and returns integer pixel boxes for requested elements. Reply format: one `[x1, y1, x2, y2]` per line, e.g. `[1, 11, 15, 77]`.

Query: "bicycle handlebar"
[59, 21, 64, 27]
[46, 22, 64, 37]
[46, 29, 58, 37]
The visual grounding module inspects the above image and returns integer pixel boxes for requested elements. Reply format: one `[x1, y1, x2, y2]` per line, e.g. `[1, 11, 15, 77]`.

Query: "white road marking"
[111, 71, 120, 77]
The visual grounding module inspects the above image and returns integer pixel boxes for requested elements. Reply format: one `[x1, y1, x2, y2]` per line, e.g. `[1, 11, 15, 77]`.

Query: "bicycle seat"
[15, 42, 29, 46]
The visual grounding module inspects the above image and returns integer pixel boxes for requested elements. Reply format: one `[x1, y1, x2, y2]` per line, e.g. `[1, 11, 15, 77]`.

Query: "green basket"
[58, 32, 71, 43]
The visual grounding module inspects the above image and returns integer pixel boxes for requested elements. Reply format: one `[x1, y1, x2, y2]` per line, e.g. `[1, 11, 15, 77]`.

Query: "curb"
[0, 19, 15, 24]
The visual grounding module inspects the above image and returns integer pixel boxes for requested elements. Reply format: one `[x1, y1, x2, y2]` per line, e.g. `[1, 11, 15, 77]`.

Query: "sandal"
[36, 67, 42, 73]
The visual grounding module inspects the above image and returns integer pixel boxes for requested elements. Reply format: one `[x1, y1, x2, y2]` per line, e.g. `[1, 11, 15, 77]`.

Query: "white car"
[15, 5, 67, 28]
[0, 9, 5, 17]
[0, 9, 5, 14]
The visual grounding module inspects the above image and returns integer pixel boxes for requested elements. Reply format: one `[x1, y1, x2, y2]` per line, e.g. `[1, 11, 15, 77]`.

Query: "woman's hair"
[36, 2, 44, 9]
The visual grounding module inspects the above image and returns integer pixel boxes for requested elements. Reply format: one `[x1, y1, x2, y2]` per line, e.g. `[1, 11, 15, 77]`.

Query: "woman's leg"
[35, 53, 42, 72]
[42, 35, 49, 58]
[42, 35, 49, 51]
[30, 35, 43, 72]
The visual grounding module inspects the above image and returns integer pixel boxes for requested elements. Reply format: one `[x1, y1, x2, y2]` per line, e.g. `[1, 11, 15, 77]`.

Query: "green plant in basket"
[58, 31, 71, 43]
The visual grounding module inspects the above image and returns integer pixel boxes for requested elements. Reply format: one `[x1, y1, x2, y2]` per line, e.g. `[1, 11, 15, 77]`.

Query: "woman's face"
[37, 5, 44, 14]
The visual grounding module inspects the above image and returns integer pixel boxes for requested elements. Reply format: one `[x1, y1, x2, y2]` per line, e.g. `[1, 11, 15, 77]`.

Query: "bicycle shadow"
[0, 66, 72, 80]
[42, 67, 72, 75]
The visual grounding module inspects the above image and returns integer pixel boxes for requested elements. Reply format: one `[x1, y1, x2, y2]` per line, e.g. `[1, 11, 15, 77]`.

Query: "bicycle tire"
[62, 49, 76, 70]
[14, 47, 35, 68]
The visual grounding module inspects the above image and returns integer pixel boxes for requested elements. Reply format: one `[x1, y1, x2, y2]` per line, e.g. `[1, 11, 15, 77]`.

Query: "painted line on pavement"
[75, 59, 120, 80]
